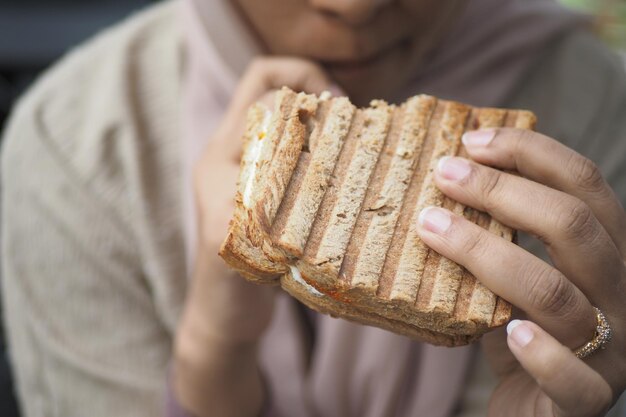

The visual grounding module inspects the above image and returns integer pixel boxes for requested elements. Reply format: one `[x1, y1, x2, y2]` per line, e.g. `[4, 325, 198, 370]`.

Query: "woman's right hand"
[173, 57, 338, 417]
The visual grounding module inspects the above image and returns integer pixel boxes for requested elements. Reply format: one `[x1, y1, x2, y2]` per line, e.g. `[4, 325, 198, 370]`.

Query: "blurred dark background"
[0, 1, 157, 415]
[0, 0, 156, 131]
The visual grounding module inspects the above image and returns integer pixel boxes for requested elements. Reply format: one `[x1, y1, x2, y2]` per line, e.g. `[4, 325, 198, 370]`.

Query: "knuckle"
[509, 128, 536, 153]
[554, 198, 598, 242]
[525, 268, 576, 316]
[461, 228, 490, 260]
[568, 154, 605, 193]
[512, 127, 536, 144]
[478, 169, 505, 211]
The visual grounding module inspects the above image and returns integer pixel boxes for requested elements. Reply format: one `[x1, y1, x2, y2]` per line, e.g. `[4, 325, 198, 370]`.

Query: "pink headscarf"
[179, 1, 586, 415]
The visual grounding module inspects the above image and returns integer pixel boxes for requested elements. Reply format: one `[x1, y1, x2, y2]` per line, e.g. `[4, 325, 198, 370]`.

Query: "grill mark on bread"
[306, 100, 333, 152]
[273, 98, 356, 257]
[376, 100, 443, 299]
[485, 109, 516, 239]
[338, 104, 406, 289]
[490, 109, 536, 327]
[453, 109, 509, 329]
[451, 208, 481, 325]
[249, 90, 297, 227]
[302, 103, 392, 286]
[459, 200, 492, 326]
[514, 110, 537, 131]
[382, 101, 470, 305]
[257, 92, 319, 230]
[270, 152, 312, 257]
[447, 110, 480, 324]
[270, 100, 332, 250]
[341, 96, 436, 294]
[415, 195, 459, 314]
[302, 111, 366, 267]
[479, 109, 517, 327]
[418, 110, 474, 318]
[262, 91, 297, 165]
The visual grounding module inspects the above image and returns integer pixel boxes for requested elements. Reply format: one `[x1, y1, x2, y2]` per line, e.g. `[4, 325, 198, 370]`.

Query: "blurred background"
[0, 0, 156, 130]
[561, 0, 626, 51]
[0, 2, 157, 415]
[0, 0, 624, 416]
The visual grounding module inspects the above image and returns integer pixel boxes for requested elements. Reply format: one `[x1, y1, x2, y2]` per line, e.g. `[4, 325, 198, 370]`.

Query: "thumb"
[506, 320, 613, 417]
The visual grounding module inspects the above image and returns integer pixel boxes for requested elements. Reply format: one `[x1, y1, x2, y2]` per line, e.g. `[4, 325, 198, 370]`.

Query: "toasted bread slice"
[221, 89, 324, 282]
[220, 87, 536, 345]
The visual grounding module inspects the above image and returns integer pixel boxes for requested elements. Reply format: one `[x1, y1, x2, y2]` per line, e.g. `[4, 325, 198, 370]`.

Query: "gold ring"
[574, 307, 612, 359]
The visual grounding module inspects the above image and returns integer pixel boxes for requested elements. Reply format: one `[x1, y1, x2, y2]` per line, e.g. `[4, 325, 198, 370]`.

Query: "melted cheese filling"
[289, 265, 323, 297]
[243, 109, 272, 207]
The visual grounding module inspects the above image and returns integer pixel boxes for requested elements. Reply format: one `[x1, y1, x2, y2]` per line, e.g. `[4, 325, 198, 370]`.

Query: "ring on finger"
[573, 307, 612, 359]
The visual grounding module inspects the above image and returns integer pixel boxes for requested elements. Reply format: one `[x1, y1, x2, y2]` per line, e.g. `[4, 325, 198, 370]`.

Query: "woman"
[2, 0, 625, 416]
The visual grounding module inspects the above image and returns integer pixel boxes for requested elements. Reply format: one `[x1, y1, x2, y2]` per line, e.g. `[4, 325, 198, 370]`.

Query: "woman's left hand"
[416, 128, 626, 416]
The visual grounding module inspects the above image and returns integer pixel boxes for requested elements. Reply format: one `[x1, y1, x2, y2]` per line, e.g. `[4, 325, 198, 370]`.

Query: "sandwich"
[220, 87, 536, 346]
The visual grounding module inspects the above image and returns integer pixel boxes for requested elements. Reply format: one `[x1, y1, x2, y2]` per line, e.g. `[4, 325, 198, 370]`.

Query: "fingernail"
[418, 207, 452, 234]
[507, 320, 534, 347]
[437, 156, 471, 181]
[328, 84, 345, 97]
[462, 129, 496, 147]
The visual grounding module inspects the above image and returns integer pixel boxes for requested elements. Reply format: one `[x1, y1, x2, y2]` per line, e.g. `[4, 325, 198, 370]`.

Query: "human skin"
[418, 132, 626, 416]
[233, 0, 464, 105]
[173, 1, 626, 416]
[174, 58, 337, 417]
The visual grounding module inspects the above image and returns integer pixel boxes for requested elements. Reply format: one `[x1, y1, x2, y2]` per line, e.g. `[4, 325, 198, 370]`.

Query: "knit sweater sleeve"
[1, 3, 185, 416]
[2, 93, 167, 417]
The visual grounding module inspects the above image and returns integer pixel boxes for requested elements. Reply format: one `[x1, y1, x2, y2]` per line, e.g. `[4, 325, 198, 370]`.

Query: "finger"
[217, 57, 338, 155]
[231, 56, 335, 116]
[416, 207, 596, 348]
[433, 156, 624, 307]
[462, 128, 626, 256]
[506, 320, 613, 417]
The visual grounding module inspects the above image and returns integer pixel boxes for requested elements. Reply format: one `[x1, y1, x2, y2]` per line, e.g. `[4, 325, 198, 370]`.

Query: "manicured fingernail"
[418, 207, 452, 234]
[437, 156, 471, 181]
[462, 129, 496, 147]
[507, 320, 534, 347]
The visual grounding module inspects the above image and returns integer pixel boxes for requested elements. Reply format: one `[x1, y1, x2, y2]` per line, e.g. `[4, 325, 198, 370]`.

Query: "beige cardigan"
[2, 2, 626, 416]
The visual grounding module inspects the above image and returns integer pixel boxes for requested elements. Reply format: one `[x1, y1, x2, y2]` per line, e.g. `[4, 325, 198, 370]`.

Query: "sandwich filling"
[289, 265, 323, 297]
[243, 108, 273, 207]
